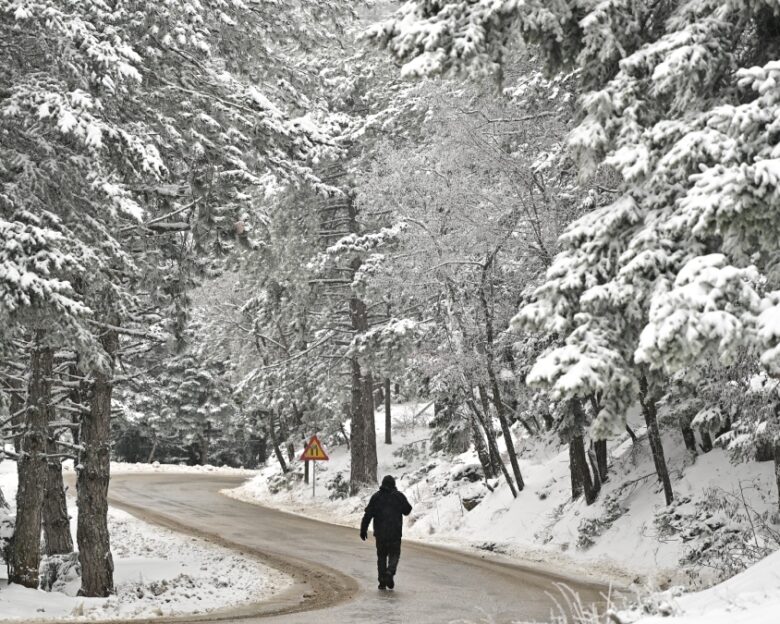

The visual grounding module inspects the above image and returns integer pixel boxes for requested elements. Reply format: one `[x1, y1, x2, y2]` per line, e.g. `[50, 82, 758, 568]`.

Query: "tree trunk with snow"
[639, 374, 674, 506]
[349, 354, 377, 492]
[197, 432, 208, 466]
[479, 262, 524, 492]
[346, 187, 378, 493]
[700, 430, 713, 453]
[595, 439, 608, 482]
[43, 450, 73, 556]
[681, 421, 697, 454]
[349, 355, 366, 495]
[568, 440, 582, 500]
[68, 363, 83, 447]
[77, 327, 117, 597]
[43, 362, 74, 557]
[348, 261, 378, 493]
[8, 375, 24, 454]
[9, 335, 51, 588]
[473, 390, 517, 497]
[470, 415, 496, 479]
[569, 435, 598, 504]
[774, 440, 780, 514]
[569, 400, 599, 504]
[268, 412, 288, 474]
[384, 378, 392, 445]
[147, 437, 158, 463]
[361, 366, 378, 483]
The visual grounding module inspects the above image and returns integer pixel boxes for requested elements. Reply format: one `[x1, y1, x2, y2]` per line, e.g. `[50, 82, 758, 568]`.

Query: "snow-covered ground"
[0, 461, 290, 621]
[224, 401, 780, 622]
[105, 461, 259, 476]
[618, 548, 780, 624]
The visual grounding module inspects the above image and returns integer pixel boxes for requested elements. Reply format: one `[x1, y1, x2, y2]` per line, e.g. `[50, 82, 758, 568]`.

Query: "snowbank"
[0, 460, 290, 621]
[617, 548, 780, 624]
[65, 461, 258, 477]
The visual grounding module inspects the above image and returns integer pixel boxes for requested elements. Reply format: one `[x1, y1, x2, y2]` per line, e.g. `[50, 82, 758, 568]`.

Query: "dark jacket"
[360, 484, 412, 543]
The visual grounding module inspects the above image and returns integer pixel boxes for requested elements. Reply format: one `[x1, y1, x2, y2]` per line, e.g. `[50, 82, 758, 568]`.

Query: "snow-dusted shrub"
[450, 463, 484, 484]
[577, 494, 627, 550]
[266, 470, 302, 495]
[655, 489, 780, 584]
[40, 552, 80, 592]
[393, 440, 428, 464]
[327, 473, 349, 501]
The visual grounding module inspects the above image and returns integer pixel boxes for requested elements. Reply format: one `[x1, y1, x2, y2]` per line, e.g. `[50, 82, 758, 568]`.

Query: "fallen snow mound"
[622, 548, 780, 624]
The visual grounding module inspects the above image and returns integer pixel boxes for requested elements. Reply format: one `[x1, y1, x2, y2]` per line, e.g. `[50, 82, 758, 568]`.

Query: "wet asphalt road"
[107, 473, 611, 624]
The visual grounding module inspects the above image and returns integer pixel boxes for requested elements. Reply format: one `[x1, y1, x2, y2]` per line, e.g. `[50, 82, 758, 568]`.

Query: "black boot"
[386, 574, 395, 589]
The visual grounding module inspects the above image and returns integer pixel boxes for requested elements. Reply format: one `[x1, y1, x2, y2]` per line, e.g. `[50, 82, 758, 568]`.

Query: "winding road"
[107, 474, 611, 624]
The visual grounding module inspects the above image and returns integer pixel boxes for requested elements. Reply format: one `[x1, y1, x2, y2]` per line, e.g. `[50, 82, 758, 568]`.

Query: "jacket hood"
[380, 475, 396, 490]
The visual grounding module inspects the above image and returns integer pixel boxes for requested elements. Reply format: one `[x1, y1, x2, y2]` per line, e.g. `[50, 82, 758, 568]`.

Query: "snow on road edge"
[0, 461, 291, 622]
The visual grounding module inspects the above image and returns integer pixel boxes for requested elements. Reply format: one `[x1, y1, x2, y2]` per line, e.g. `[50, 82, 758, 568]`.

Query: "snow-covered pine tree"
[371, 0, 780, 507]
[1, 0, 354, 595]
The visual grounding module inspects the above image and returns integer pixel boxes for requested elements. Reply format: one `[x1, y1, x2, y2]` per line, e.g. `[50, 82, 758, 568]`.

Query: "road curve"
[106, 473, 610, 624]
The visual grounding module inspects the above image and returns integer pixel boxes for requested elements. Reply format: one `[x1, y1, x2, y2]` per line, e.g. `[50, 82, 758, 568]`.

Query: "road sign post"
[300, 435, 329, 498]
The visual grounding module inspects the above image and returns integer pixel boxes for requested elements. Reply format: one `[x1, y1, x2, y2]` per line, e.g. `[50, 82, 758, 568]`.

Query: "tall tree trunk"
[470, 415, 495, 479]
[479, 262, 524, 491]
[470, 394, 517, 497]
[349, 355, 366, 495]
[147, 437, 158, 464]
[269, 413, 288, 474]
[774, 441, 780, 515]
[595, 439, 608, 482]
[9, 334, 51, 588]
[291, 402, 303, 428]
[68, 363, 83, 448]
[348, 265, 378, 492]
[569, 435, 599, 504]
[639, 374, 674, 506]
[569, 400, 599, 505]
[588, 444, 602, 494]
[373, 383, 383, 411]
[473, 391, 504, 483]
[8, 375, 24, 453]
[362, 369, 378, 484]
[700, 430, 713, 453]
[199, 428, 209, 466]
[43, 450, 73, 556]
[681, 420, 697, 454]
[569, 441, 582, 500]
[568, 434, 598, 505]
[384, 378, 392, 445]
[488, 375, 524, 491]
[77, 327, 117, 597]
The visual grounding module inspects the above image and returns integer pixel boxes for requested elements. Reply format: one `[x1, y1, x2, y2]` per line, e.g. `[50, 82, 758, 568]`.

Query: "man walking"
[360, 475, 413, 590]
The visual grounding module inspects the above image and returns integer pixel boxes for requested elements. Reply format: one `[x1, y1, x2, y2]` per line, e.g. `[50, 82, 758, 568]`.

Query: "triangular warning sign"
[300, 435, 329, 461]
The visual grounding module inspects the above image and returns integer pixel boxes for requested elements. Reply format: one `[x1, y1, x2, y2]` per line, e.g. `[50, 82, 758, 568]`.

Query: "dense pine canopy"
[2, 0, 780, 610]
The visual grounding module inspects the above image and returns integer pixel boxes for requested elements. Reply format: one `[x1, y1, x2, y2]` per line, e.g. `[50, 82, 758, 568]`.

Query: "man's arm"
[360, 494, 376, 540]
[398, 492, 412, 516]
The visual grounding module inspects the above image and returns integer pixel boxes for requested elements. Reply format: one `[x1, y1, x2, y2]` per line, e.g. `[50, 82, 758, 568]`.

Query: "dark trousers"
[376, 539, 401, 583]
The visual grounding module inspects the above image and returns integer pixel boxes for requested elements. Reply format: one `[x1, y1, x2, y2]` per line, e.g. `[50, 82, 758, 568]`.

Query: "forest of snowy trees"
[3, 0, 780, 606]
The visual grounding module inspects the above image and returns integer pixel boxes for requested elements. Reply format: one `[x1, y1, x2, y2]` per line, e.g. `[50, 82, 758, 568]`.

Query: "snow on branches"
[373, 0, 780, 440]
